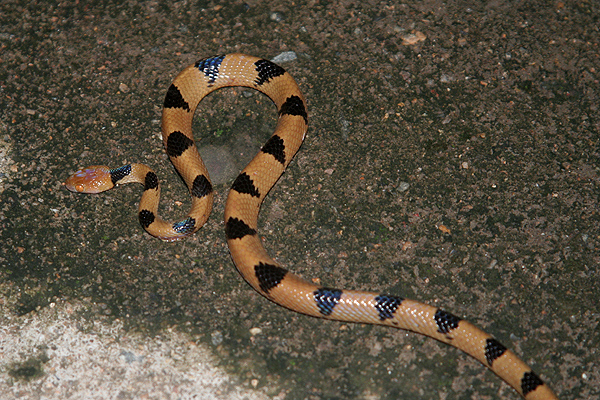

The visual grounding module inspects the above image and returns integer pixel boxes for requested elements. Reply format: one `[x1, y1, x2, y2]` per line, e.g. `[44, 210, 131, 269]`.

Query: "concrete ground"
[1, 1, 598, 399]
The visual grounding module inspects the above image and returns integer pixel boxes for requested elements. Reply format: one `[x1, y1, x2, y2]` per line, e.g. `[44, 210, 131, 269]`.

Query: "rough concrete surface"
[0, 300, 270, 399]
[1, 1, 598, 399]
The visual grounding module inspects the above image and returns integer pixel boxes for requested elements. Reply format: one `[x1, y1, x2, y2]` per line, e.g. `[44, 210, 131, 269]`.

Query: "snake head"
[64, 166, 113, 193]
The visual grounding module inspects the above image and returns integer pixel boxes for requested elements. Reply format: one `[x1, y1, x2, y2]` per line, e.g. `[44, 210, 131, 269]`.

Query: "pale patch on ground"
[0, 131, 14, 193]
[0, 299, 269, 400]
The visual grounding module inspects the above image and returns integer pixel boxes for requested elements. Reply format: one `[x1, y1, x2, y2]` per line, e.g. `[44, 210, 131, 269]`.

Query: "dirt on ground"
[1, 1, 598, 399]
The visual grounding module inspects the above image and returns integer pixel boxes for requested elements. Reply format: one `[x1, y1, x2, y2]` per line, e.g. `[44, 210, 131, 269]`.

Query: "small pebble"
[211, 330, 223, 346]
[401, 31, 426, 46]
[270, 11, 284, 22]
[438, 224, 451, 234]
[271, 51, 297, 64]
[249, 327, 262, 336]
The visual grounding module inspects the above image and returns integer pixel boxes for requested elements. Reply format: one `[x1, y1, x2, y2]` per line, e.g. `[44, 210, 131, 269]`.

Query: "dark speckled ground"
[1, 0, 598, 399]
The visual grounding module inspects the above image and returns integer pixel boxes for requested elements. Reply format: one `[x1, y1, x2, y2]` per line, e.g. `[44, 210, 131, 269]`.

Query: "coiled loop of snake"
[65, 54, 558, 399]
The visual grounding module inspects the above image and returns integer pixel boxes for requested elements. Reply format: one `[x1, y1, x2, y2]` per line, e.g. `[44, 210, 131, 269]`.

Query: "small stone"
[249, 327, 262, 336]
[270, 11, 284, 22]
[211, 330, 223, 345]
[401, 31, 426, 45]
[271, 51, 297, 64]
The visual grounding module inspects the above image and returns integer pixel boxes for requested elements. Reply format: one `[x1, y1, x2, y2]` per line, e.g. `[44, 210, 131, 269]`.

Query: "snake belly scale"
[65, 53, 558, 399]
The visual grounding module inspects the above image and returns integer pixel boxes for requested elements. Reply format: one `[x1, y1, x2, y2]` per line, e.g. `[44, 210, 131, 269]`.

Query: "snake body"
[65, 53, 558, 399]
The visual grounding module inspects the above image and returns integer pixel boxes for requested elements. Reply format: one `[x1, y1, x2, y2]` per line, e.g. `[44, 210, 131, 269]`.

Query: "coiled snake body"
[65, 54, 557, 399]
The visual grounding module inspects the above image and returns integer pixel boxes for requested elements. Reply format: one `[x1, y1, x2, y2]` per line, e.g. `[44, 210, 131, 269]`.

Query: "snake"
[65, 53, 558, 399]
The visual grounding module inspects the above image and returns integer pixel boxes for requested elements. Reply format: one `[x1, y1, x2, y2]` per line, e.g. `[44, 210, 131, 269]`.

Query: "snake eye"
[76, 184, 85, 192]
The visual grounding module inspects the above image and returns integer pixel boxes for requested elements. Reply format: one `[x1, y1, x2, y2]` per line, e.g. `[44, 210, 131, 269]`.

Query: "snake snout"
[64, 166, 113, 194]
